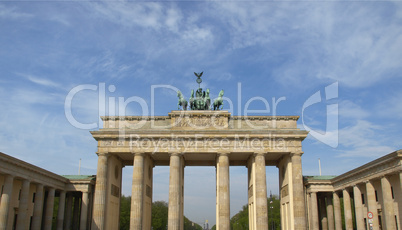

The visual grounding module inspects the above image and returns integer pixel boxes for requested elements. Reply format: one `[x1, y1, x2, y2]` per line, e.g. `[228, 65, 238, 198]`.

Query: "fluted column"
[32, 184, 44, 230]
[366, 181, 379, 230]
[291, 153, 306, 230]
[332, 192, 342, 230]
[310, 192, 319, 230]
[92, 153, 109, 230]
[56, 191, 66, 230]
[255, 153, 268, 229]
[353, 185, 364, 229]
[80, 192, 89, 230]
[342, 189, 353, 230]
[381, 176, 396, 229]
[64, 192, 73, 230]
[168, 153, 182, 230]
[130, 152, 145, 230]
[0, 175, 14, 230]
[44, 188, 55, 230]
[16, 179, 30, 230]
[216, 152, 231, 230]
[319, 196, 328, 230]
[326, 195, 334, 230]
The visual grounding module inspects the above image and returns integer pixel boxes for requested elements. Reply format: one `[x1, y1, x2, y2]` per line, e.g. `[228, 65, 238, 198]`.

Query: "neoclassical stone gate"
[90, 110, 308, 230]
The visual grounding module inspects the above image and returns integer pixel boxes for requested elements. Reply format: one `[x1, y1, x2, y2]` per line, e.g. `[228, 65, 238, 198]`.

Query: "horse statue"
[189, 89, 195, 110]
[213, 90, 224, 110]
[177, 90, 188, 110]
[204, 88, 211, 110]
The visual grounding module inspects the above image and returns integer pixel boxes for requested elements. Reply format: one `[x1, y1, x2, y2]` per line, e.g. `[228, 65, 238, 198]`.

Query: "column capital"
[217, 151, 231, 157]
[97, 152, 109, 157]
[253, 151, 266, 157]
[290, 151, 304, 157]
[132, 151, 145, 156]
[169, 152, 183, 157]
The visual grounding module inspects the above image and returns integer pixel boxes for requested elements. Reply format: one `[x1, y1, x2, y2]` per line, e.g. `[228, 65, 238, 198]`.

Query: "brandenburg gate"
[90, 110, 308, 230]
[90, 74, 309, 230]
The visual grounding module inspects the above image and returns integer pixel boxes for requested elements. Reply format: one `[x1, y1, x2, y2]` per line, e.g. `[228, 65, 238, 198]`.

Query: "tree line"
[120, 196, 203, 230]
[120, 195, 281, 230]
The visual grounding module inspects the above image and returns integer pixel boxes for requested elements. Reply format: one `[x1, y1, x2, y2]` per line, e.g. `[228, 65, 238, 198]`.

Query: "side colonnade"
[305, 150, 402, 230]
[0, 152, 95, 230]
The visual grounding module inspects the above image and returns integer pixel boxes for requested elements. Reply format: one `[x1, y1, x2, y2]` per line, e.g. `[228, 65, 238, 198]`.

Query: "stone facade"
[0, 152, 95, 230]
[304, 150, 402, 230]
[90, 111, 309, 230]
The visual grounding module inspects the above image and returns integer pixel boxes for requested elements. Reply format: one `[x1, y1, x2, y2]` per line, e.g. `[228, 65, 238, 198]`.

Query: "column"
[0, 175, 14, 230]
[216, 152, 230, 230]
[72, 194, 80, 230]
[56, 191, 66, 230]
[291, 153, 307, 229]
[44, 188, 55, 230]
[255, 153, 268, 229]
[333, 192, 342, 230]
[168, 153, 182, 230]
[16, 179, 30, 230]
[32, 184, 44, 230]
[381, 176, 396, 229]
[366, 181, 379, 230]
[310, 192, 319, 230]
[130, 152, 145, 230]
[92, 153, 108, 230]
[80, 192, 89, 230]
[326, 195, 335, 230]
[342, 189, 353, 230]
[64, 192, 73, 230]
[353, 185, 364, 230]
[319, 196, 328, 230]
[399, 172, 402, 230]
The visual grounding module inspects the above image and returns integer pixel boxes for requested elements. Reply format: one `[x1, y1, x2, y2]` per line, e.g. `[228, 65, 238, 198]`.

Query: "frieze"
[173, 116, 228, 129]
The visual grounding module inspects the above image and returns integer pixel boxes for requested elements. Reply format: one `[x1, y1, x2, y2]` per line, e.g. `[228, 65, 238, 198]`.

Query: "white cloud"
[339, 100, 369, 119]
[0, 5, 32, 19]
[18, 73, 61, 88]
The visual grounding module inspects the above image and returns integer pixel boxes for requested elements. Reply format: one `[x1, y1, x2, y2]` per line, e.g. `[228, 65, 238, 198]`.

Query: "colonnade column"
[366, 181, 379, 230]
[64, 192, 73, 230]
[56, 191, 66, 230]
[0, 175, 14, 230]
[168, 153, 183, 230]
[44, 188, 55, 230]
[16, 179, 30, 230]
[216, 152, 230, 230]
[326, 195, 335, 230]
[319, 196, 328, 230]
[342, 189, 353, 230]
[80, 192, 89, 230]
[332, 192, 342, 230]
[381, 176, 396, 229]
[130, 152, 145, 230]
[72, 194, 80, 230]
[291, 153, 306, 229]
[92, 153, 109, 230]
[353, 185, 364, 229]
[32, 184, 44, 230]
[310, 192, 319, 230]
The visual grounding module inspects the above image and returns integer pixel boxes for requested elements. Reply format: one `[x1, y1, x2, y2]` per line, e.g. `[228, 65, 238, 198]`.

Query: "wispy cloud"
[18, 73, 61, 88]
[0, 4, 33, 19]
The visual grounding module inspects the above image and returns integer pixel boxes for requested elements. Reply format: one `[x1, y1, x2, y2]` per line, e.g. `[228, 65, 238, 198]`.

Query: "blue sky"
[1, 1, 402, 226]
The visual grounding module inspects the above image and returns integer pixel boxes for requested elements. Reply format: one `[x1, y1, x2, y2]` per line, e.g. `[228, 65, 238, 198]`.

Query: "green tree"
[120, 195, 131, 230]
[268, 195, 281, 230]
[152, 201, 169, 230]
